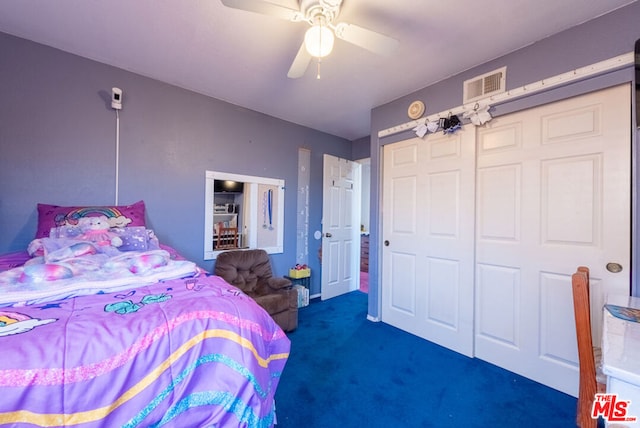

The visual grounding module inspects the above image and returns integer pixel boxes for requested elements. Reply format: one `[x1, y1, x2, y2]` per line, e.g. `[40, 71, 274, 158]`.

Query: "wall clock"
[407, 100, 425, 119]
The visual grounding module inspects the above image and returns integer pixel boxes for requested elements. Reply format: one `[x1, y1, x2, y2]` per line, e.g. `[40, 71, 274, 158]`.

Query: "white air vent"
[463, 67, 506, 103]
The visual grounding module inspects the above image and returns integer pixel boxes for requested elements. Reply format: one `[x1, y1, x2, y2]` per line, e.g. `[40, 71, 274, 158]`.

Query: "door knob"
[325, 232, 332, 238]
[384, 240, 389, 246]
[606, 262, 623, 273]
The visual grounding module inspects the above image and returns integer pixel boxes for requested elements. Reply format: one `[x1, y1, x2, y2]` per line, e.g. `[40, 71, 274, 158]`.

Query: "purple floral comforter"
[0, 259, 290, 427]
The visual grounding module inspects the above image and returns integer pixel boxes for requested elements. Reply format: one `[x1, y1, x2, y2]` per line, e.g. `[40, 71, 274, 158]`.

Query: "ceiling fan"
[220, 0, 399, 78]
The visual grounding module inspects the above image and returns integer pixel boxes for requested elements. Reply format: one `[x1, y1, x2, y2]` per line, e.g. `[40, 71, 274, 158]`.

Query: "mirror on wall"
[204, 171, 285, 259]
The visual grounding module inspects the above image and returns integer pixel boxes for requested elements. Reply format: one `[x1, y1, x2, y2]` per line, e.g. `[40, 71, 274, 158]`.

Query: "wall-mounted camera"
[111, 87, 123, 110]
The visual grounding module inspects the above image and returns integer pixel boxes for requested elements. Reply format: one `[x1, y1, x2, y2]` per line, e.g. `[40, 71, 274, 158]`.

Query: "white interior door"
[475, 84, 631, 396]
[321, 154, 360, 300]
[381, 131, 476, 357]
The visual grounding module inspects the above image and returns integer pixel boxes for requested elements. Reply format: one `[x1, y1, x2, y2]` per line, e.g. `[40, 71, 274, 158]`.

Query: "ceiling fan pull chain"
[316, 59, 322, 79]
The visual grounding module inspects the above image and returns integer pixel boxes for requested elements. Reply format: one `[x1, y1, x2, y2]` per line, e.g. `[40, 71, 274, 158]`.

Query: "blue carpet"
[275, 291, 577, 427]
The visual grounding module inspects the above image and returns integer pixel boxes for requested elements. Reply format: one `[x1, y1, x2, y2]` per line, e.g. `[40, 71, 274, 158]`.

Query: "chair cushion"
[253, 293, 291, 315]
[214, 249, 273, 293]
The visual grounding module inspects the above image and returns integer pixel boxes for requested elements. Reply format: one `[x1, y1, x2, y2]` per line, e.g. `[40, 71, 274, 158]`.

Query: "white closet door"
[381, 84, 631, 396]
[381, 130, 476, 357]
[474, 84, 631, 396]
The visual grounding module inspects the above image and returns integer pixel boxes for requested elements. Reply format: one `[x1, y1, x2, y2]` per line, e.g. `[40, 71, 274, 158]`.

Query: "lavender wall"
[0, 32, 351, 293]
[351, 135, 371, 161]
[368, 2, 640, 318]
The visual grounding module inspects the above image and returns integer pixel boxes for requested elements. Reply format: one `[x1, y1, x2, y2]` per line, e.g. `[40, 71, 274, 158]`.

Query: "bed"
[0, 201, 290, 427]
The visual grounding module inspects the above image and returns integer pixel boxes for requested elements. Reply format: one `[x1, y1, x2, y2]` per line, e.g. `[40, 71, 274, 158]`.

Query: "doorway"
[320, 154, 361, 300]
[358, 158, 371, 293]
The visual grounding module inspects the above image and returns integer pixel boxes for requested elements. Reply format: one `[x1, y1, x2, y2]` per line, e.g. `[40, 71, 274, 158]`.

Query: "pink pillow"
[36, 201, 146, 239]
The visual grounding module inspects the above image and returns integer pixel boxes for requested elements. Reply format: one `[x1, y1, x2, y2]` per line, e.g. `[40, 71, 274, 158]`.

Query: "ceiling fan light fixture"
[304, 23, 334, 58]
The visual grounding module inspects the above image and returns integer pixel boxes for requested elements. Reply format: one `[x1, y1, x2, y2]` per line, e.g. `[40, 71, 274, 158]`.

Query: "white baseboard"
[367, 314, 380, 322]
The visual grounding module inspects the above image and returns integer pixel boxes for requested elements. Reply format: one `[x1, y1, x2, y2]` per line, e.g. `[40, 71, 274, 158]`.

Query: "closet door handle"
[325, 232, 332, 238]
[384, 240, 390, 246]
[606, 262, 623, 273]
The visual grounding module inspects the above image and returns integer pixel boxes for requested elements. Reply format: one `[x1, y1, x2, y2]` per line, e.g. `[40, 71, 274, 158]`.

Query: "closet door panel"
[475, 84, 631, 396]
[382, 131, 476, 358]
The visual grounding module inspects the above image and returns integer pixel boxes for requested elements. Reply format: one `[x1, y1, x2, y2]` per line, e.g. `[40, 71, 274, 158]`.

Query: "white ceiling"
[0, 0, 635, 140]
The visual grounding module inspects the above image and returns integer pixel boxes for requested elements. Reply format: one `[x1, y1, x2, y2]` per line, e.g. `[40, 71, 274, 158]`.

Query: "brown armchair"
[214, 249, 298, 332]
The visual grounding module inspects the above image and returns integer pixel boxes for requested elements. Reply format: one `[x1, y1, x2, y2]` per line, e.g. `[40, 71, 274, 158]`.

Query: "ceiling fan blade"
[333, 22, 399, 56]
[287, 42, 312, 78]
[220, 0, 304, 21]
